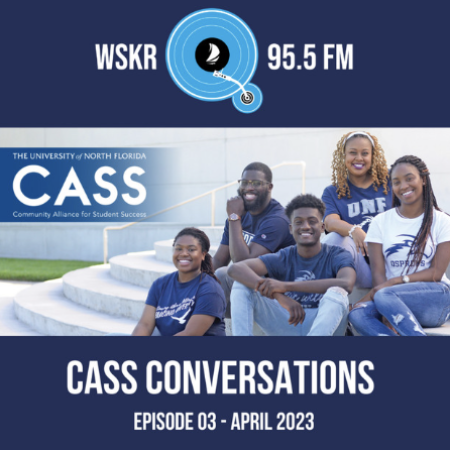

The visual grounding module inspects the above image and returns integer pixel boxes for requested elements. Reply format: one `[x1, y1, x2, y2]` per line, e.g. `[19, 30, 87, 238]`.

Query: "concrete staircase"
[10, 227, 223, 336]
[6, 225, 450, 336]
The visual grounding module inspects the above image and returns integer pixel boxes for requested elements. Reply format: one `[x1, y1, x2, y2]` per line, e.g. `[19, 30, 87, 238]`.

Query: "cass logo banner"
[0, 148, 158, 222]
[166, 9, 263, 113]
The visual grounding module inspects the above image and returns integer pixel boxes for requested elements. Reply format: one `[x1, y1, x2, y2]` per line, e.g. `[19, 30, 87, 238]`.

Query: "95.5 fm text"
[268, 43, 353, 70]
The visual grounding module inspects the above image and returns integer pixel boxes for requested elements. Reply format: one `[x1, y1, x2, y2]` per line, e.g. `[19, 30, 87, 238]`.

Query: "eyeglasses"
[238, 179, 270, 188]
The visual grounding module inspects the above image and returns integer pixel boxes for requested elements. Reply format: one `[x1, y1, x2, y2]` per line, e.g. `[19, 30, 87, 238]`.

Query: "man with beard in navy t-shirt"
[228, 194, 356, 336]
[213, 162, 295, 317]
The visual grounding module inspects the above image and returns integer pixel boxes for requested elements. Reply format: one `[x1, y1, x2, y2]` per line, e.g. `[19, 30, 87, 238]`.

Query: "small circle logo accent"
[195, 38, 230, 72]
[241, 91, 254, 105]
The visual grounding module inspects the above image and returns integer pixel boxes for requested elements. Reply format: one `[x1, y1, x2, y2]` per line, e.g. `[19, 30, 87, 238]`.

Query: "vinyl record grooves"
[166, 9, 263, 113]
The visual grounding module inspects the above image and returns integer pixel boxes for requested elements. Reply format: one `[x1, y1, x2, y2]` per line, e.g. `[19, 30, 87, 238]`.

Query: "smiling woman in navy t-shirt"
[132, 228, 226, 336]
[321, 131, 392, 288]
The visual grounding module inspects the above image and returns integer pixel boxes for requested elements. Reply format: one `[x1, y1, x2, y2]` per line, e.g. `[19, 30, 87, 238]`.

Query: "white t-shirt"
[365, 208, 450, 283]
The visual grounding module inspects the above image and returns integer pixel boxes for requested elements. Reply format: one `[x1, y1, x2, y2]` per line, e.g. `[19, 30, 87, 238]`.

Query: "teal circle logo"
[166, 9, 263, 113]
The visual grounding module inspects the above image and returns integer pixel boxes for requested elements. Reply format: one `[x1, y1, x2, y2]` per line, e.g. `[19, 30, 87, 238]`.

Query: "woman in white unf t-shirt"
[349, 155, 450, 336]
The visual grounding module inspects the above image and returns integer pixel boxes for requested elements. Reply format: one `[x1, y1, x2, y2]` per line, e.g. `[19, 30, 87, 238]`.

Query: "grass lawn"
[0, 258, 102, 282]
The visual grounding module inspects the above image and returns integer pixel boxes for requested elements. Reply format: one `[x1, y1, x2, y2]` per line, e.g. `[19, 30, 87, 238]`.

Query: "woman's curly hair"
[331, 131, 389, 199]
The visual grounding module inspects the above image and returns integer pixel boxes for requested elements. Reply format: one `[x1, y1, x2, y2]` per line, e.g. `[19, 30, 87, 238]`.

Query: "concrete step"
[63, 265, 148, 320]
[197, 226, 224, 246]
[348, 287, 370, 305]
[0, 281, 43, 336]
[110, 251, 176, 288]
[154, 239, 218, 264]
[0, 298, 43, 336]
[14, 279, 135, 336]
[0, 298, 43, 335]
[424, 322, 450, 336]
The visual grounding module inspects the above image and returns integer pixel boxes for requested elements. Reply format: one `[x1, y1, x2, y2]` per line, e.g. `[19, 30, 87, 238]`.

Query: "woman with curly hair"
[349, 155, 450, 335]
[132, 227, 227, 336]
[322, 131, 392, 288]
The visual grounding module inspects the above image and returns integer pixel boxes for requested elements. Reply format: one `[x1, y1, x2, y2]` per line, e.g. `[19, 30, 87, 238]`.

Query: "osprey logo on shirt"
[385, 234, 433, 258]
[385, 234, 415, 257]
[155, 297, 195, 319]
[287, 270, 323, 308]
[171, 307, 192, 324]
[357, 215, 374, 230]
[385, 234, 434, 268]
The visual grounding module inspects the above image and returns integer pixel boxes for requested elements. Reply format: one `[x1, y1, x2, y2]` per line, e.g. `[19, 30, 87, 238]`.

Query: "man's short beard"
[238, 188, 270, 213]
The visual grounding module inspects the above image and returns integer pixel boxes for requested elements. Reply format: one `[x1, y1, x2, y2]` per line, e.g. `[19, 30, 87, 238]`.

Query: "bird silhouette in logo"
[385, 234, 433, 258]
[171, 307, 191, 325]
[294, 270, 315, 282]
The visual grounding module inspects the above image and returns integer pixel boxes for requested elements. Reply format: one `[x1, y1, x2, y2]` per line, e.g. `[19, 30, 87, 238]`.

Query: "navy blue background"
[1, 1, 450, 448]
[1, 0, 449, 126]
[1, 337, 448, 449]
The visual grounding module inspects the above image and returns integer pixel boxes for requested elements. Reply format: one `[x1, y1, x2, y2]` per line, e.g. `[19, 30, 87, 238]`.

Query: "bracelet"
[348, 225, 362, 239]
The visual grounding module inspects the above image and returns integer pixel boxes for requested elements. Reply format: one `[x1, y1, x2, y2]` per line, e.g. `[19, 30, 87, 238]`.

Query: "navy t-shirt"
[322, 179, 392, 232]
[259, 243, 355, 308]
[145, 272, 226, 336]
[220, 198, 295, 251]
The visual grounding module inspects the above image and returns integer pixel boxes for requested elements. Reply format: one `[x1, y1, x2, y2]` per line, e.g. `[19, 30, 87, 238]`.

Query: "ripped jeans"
[349, 282, 450, 336]
[230, 282, 349, 336]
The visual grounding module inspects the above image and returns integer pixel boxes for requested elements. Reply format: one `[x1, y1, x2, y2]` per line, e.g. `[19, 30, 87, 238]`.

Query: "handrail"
[103, 161, 306, 263]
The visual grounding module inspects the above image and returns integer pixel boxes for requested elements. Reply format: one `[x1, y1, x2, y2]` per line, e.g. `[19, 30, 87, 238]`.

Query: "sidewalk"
[0, 280, 42, 335]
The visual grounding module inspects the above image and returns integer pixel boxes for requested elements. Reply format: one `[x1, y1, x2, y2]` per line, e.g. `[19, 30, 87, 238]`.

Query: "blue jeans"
[230, 282, 349, 336]
[349, 282, 450, 336]
[215, 266, 234, 318]
[322, 232, 372, 289]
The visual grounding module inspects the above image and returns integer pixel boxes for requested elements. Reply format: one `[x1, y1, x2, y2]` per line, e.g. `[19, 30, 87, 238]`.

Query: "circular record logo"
[166, 9, 263, 113]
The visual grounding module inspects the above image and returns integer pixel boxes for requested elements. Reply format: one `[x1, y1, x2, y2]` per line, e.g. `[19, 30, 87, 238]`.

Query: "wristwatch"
[229, 213, 241, 221]
[402, 275, 410, 283]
